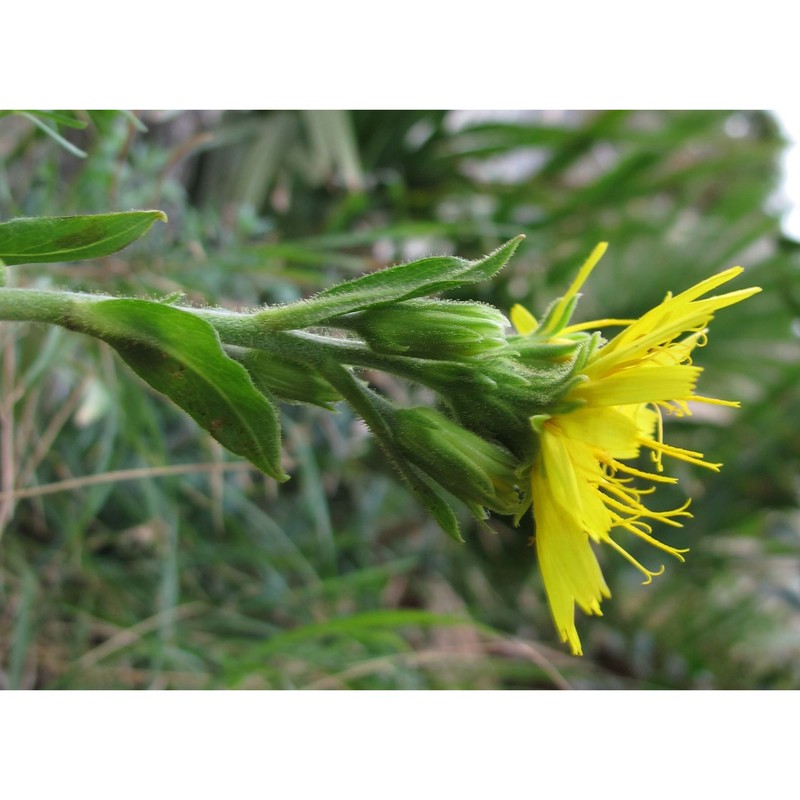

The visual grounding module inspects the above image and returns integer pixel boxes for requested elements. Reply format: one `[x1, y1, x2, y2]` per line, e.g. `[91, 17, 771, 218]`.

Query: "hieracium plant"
[0, 212, 761, 655]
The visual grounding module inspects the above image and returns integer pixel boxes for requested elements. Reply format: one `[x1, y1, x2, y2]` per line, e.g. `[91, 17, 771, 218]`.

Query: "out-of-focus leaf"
[0, 211, 168, 265]
[302, 110, 364, 191]
[10, 111, 89, 158]
[231, 608, 476, 659]
[78, 299, 288, 481]
[16, 110, 88, 129]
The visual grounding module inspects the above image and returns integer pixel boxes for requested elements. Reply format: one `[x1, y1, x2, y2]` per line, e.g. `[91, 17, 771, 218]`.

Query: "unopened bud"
[230, 348, 340, 408]
[351, 300, 509, 360]
[393, 407, 523, 517]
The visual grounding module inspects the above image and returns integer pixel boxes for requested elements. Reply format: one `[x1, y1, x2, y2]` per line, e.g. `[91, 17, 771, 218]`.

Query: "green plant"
[0, 208, 763, 660]
[2, 110, 797, 689]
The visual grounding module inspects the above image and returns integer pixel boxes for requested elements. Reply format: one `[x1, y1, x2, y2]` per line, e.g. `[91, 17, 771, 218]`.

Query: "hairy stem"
[0, 287, 483, 404]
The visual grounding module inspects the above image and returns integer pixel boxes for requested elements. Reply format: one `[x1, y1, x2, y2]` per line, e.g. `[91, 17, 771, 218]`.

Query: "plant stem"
[0, 287, 473, 394]
[0, 288, 102, 326]
[185, 307, 479, 393]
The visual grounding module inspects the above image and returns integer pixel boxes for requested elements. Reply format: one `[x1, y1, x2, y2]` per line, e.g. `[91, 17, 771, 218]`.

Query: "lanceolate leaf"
[79, 299, 288, 481]
[256, 235, 525, 330]
[0, 211, 167, 265]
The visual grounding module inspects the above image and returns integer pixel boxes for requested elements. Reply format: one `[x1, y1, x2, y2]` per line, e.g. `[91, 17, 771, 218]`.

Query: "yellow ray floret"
[520, 244, 761, 655]
[510, 303, 538, 336]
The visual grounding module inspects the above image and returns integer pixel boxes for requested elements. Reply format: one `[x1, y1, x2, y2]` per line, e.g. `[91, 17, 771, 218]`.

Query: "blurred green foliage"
[1, 109, 798, 689]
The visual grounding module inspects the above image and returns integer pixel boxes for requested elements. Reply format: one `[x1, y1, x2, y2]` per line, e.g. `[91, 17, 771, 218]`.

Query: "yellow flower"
[511, 243, 762, 655]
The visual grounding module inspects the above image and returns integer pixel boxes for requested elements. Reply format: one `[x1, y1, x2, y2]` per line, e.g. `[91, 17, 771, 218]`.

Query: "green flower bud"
[392, 407, 523, 517]
[350, 299, 509, 360]
[228, 347, 341, 408]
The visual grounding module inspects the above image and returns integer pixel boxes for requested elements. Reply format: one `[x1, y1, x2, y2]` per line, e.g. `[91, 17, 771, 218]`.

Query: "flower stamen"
[605, 537, 666, 585]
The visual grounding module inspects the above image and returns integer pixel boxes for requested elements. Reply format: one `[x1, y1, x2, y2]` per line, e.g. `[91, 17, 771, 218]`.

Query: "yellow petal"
[540, 426, 612, 538]
[532, 461, 610, 656]
[543, 242, 609, 335]
[588, 286, 761, 375]
[554, 406, 643, 460]
[573, 365, 701, 406]
[510, 303, 538, 335]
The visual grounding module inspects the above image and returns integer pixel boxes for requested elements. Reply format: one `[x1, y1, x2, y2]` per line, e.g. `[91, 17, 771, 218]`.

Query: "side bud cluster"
[418, 338, 590, 461]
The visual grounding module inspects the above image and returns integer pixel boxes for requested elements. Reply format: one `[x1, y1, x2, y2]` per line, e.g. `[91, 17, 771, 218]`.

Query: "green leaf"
[239, 608, 474, 657]
[78, 299, 288, 481]
[256, 234, 525, 330]
[11, 111, 89, 158]
[403, 464, 464, 543]
[0, 211, 168, 265]
[15, 110, 89, 129]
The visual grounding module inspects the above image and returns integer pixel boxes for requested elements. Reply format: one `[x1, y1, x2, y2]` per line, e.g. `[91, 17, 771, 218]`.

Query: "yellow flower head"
[513, 244, 762, 655]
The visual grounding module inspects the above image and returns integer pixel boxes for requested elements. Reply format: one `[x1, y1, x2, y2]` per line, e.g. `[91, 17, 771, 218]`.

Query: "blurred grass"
[1, 109, 798, 689]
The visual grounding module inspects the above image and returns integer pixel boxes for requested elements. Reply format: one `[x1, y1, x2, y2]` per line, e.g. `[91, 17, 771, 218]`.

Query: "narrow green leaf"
[117, 110, 148, 132]
[256, 234, 525, 330]
[79, 299, 288, 481]
[0, 211, 168, 265]
[403, 464, 464, 543]
[232, 609, 475, 660]
[15, 111, 88, 158]
[16, 110, 89, 129]
[302, 110, 364, 190]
